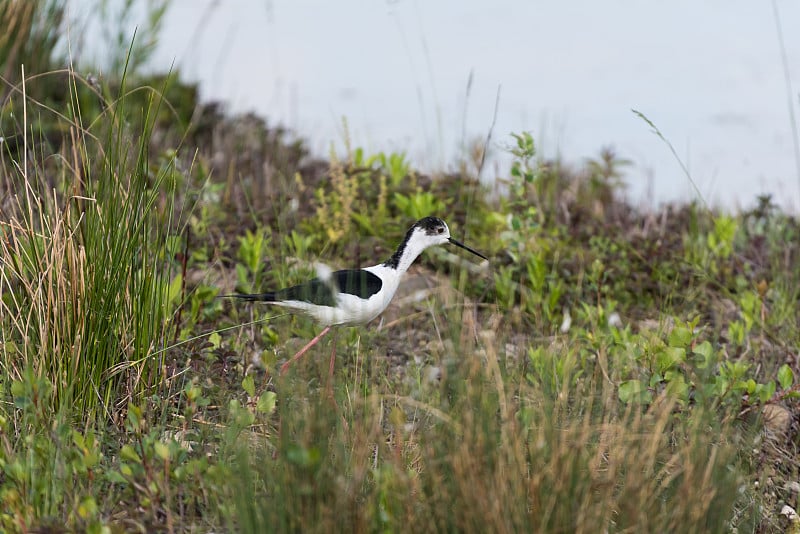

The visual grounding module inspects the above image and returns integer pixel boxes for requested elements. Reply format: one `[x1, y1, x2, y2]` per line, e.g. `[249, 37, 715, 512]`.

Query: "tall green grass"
[0, 56, 187, 531]
[0, 66, 176, 415]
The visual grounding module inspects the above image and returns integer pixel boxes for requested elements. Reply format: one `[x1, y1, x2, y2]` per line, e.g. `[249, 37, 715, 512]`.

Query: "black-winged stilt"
[228, 216, 487, 376]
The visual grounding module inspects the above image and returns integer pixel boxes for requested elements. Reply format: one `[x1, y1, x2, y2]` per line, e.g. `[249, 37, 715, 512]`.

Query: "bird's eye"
[437, 227, 444, 234]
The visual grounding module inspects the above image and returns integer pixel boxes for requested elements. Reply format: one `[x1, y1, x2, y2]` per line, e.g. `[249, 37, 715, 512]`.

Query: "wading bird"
[228, 216, 487, 378]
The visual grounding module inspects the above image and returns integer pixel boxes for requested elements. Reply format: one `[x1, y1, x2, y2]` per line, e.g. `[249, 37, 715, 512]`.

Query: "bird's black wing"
[276, 279, 337, 307]
[333, 269, 382, 299]
[275, 269, 382, 306]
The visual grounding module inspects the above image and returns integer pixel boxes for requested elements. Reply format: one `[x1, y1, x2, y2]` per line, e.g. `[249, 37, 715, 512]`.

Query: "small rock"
[479, 329, 496, 342]
[560, 308, 572, 333]
[608, 312, 623, 329]
[781, 504, 799, 522]
[762, 404, 792, 437]
[504, 343, 520, 360]
[785, 481, 800, 494]
[425, 366, 442, 385]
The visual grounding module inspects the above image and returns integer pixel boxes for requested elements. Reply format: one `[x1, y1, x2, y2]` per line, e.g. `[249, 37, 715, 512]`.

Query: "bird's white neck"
[383, 230, 431, 274]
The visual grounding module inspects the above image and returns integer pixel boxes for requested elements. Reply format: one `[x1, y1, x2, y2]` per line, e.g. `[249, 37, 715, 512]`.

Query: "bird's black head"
[383, 216, 487, 269]
[414, 216, 449, 237]
[413, 216, 488, 261]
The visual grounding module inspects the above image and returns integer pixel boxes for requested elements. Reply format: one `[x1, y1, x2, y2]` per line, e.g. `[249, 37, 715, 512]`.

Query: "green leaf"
[235, 263, 249, 290]
[351, 212, 377, 234]
[107, 470, 127, 484]
[692, 340, 713, 368]
[166, 273, 183, 305]
[77, 496, 98, 519]
[257, 391, 277, 415]
[126, 405, 143, 432]
[120, 463, 134, 477]
[757, 381, 776, 403]
[618, 379, 653, 404]
[745, 378, 757, 394]
[668, 326, 692, 348]
[184, 384, 201, 402]
[778, 364, 794, 391]
[286, 444, 322, 469]
[664, 372, 689, 404]
[229, 399, 255, 427]
[242, 375, 255, 397]
[649, 372, 664, 388]
[10, 379, 24, 397]
[154, 441, 170, 461]
[120, 444, 141, 463]
[72, 430, 86, 450]
[656, 346, 685, 373]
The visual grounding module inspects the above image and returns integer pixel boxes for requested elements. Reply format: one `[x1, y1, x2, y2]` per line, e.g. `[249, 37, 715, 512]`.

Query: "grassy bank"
[2, 3, 800, 533]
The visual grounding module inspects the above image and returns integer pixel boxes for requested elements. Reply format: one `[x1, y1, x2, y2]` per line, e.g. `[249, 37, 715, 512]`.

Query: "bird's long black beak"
[448, 237, 488, 261]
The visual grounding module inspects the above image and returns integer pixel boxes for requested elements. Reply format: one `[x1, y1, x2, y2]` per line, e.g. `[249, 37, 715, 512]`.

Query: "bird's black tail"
[219, 292, 277, 302]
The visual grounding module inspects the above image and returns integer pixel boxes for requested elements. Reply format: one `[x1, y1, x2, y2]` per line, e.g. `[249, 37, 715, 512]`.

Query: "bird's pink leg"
[327, 329, 338, 391]
[279, 325, 332, 375]
[326, 329, 346, 425]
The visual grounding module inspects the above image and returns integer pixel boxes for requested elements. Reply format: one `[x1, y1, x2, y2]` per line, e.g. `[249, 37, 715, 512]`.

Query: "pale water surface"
[73, 0, 800, 211]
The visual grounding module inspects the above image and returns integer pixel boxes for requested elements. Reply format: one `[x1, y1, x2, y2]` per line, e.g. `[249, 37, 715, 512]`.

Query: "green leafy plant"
[109, 398, 216, 531]
[374, 150, 412, 187]
[350, 147, 412, 188]
[236, 227, 272, 292]
[313, 149, 359, 244]
[0, 369, 105, 533]
[393, 190, 447, 220]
